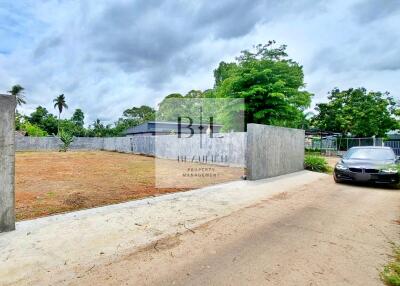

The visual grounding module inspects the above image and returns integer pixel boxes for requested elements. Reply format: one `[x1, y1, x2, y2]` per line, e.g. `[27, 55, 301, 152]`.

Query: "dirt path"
[64, 178, 399, 286]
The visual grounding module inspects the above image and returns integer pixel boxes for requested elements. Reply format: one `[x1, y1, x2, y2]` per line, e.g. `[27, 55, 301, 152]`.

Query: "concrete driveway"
[1, 171, 399, 285]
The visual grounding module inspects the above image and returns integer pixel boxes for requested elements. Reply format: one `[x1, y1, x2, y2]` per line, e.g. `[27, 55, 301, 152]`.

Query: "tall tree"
[71, 109, 85, 127]
[53, 94, 68, 135]
[313, 88, 398, 137]
[213, 42, 313, 129]
[8, 84, 26, 106]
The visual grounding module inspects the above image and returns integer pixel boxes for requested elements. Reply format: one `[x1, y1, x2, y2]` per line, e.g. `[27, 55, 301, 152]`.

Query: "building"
[124, 121, 223, 136]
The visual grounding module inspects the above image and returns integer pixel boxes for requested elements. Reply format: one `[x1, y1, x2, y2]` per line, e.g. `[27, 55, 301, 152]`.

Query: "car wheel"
[333, 174, 342, 183]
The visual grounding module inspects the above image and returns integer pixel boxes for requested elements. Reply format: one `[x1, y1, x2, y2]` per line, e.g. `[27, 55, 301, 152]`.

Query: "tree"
[8, 84, 26, 106]
[71, 109, 85, 127]
[87, 119, 115, 137]
[53, 94, 68, 135]
[213, 42, 313, 129]
[59, 130, 74, 152]
[157, 92, 208, 122]
[312, 88, 398, 137]
[28, 106, 58, 135]
[122, 105, 155, 124]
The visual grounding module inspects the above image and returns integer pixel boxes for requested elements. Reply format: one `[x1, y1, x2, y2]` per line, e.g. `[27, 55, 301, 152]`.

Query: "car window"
[344, 148, 395, 160]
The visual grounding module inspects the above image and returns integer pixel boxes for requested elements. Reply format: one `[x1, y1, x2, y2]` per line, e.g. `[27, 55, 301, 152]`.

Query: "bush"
[59, 130, 74, 152]
[304, 155, 329, 173]
[20, 121, 48, 137]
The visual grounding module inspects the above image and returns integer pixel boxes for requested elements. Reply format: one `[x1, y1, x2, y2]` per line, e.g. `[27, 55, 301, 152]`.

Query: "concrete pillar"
[0, 94, 16, 232]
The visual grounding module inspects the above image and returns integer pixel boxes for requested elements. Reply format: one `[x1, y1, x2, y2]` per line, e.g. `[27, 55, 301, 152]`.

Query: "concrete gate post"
[0, 94, 16, 232]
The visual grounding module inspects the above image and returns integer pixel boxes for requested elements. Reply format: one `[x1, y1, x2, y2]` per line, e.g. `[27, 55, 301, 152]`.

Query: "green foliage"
[213, 42, 313, 129]
[381, 245, 400, 286]
[304, 155, 329, 173]
[71, 109, 85, 127]
[8, 84, 26, 106]
[313, 88, 398, 137]
[20, 121, 48, 137]
[157, 92, 201, 121]
[59, 119, 86, 137]
[28, 106, 58, 135]
[15, 111, 23, 130]
[53, 94, 68, 115]
[87, 119, 114, 137]
[122, 105, 155, 125]
[59, 130, 74, 152]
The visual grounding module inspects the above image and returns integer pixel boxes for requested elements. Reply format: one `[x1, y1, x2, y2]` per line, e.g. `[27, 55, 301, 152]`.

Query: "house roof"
[124, 121, 223, 135]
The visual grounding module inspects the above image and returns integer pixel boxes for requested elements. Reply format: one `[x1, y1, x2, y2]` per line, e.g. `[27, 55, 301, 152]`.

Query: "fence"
[305, 136, 385, 155]
[15, 126, 303, 176]
[16, 133, 247, 167]
[384, 141, 400, 156]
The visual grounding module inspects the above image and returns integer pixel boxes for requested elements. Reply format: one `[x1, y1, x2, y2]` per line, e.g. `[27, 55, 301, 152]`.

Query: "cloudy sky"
[0, 0, 399, 125]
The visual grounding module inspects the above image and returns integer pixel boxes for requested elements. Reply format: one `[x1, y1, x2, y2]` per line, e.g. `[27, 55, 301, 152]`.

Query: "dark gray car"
[334, 146, 399, 185]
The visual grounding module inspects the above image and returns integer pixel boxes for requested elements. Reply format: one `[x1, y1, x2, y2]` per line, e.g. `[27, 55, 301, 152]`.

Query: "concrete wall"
[246, 124, 304, 180]
[15, 133, 246, 167]
[16, 136, 61, 151]
[0, 94, 16, 232]
[155, 133, 246, 167]
[15, 124, 305, 178]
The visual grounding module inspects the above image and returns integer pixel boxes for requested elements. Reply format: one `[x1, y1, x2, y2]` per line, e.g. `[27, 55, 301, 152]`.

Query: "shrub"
[59, 130, 74, 152]
[304, 155, 329, 173]
[20, 121, 48, 137]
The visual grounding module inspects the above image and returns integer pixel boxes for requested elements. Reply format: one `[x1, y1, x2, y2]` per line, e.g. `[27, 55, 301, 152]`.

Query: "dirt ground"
[325, 155, 340, 168]
[15, 151, 244, 220]
[8, 172, 398, 286]
[65, 176, 400, 286]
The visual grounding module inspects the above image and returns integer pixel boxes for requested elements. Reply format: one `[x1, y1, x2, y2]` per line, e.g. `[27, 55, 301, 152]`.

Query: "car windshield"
[344, 148, 395, 160]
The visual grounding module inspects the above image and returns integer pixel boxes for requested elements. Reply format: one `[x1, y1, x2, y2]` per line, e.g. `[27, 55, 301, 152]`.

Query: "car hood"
[340, 159, 396, 169]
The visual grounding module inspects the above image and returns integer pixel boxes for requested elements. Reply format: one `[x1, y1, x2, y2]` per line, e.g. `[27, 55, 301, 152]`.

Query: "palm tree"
[8, 84, 26, 106]
[53, 94, 68, 135]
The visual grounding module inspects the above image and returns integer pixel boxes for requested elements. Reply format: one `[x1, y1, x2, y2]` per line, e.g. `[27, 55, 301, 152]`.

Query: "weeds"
[381, 244, 400, 286]
[304, 155, 330, 173]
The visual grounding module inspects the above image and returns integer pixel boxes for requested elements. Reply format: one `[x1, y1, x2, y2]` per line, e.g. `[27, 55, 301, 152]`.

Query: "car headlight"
[335, 163, 348, 171]
[380, 168, 398, 174]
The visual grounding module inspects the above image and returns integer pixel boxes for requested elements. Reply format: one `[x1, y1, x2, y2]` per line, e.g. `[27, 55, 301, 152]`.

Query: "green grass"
[305, 149, 323, 156]
[304, 155, 331, 173]
[381, 244, 400, 286]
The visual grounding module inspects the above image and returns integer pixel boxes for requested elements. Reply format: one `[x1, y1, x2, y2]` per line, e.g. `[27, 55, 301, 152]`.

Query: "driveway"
[1, 172, 399, 285]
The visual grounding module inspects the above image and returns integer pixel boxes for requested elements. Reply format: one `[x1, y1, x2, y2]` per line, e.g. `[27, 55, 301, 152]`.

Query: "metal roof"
[124, 121, 223, 135]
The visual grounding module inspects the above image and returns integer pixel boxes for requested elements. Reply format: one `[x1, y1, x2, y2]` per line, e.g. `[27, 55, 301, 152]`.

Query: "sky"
[0, 0, 399, 125]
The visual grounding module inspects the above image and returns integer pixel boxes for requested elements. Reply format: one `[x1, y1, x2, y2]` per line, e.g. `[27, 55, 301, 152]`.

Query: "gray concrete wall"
[155, 133, 246, 167]
[15, 133, 246, 167]
[246, 124, 304, 180]
[16, 136, 61, 151]
[0, 94, 16, 232]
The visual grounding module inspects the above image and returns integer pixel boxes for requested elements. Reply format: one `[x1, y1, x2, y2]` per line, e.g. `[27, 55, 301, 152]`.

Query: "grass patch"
[305, 149, 322, 156]
[304, 155, 331, 173]
[381, 244, 400, 286]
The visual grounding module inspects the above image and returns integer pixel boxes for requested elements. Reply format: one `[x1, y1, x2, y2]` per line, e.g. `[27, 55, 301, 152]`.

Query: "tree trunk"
[58, 112, 60, 135]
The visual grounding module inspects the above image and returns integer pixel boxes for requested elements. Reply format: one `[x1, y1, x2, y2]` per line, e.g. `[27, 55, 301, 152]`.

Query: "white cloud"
[0, 0, 399, 125]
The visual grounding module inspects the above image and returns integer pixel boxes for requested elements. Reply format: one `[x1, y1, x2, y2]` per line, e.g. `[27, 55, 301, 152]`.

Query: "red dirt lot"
[16, 151, 244, 221]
